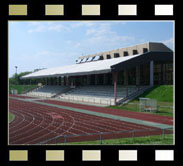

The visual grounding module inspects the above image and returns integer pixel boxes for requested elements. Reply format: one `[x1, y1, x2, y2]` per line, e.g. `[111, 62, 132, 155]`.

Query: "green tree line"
[9, 69, 46, 85]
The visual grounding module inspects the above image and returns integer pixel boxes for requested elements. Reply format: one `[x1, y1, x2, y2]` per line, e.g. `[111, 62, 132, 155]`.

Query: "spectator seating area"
[57, 85, 143, 105]
[26, 85, 70, 98]
[25, 85, 146, 105]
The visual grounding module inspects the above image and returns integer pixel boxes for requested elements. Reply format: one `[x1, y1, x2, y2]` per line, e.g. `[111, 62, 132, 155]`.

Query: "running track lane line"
[10, 97, 173, 129]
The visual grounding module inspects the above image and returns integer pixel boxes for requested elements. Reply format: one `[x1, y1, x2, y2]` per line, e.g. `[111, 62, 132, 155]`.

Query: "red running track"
[9, 98, 172, 145]
[10, 94, 34, 99]
[39, 100, 173, 125]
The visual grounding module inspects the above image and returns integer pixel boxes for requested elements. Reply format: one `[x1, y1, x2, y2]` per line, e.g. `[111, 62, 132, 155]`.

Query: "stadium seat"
[26, 85, 70, 98]
[57, 85, 146, 105]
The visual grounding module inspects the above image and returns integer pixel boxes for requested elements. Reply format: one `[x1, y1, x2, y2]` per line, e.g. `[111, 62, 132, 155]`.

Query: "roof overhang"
[111, 51, 173, 72]
[21, 51, 173, 79]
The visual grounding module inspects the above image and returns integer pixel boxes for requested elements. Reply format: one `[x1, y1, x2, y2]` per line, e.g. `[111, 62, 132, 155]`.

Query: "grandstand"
[21, 42, 173, 106]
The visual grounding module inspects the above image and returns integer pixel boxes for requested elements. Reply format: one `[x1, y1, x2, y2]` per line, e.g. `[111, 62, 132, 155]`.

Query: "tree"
[9, 69, 46, 85]
[9, 71, 32, 85]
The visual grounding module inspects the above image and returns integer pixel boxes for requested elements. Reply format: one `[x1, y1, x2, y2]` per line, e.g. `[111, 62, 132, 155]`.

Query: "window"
[154, 64, 161, 73]
[91, 56, 95, 61]
[80, 59, 84, 63]
[99, 56, 104, 60]
[165, 62, 173, 85]
[114, 53, 120, 58]
[143, 48, 148, 53]
[133, 50, 138, 55]
[106, 54, 111, 59]
[166, 63, 173, 72]
[123, 51, 128, 57]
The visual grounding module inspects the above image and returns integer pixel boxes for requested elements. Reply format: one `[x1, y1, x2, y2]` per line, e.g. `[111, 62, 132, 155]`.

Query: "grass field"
[109, 85, 173, 117]
[60, 134, 173, 145]
[9, 113, 15, 123]
[136, 85, 173, 103]
[9, 84, 37, 94]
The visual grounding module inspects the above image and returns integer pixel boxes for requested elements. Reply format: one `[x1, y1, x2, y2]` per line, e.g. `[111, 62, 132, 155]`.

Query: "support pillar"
[51, 78, 53, 85]
[73, 76, 76, 86]
[113, 72, 118, 105]
[161, 63, 164, 85]
[56, 77, 58, 85]
[43, 78, 45, 85]
[66, 76, 69, 86]
[125, 69, 128, 97]
[64, 77, 66, 86]
[49, 78, 51, 85]
[59, 77, 61, 86]
[56, 77, 57, 85]
[71, 77, 74, 86]
[61, 77, 63, 86]
[164, 63, 167, 85]
[150, 60, 154, 86]
[53, 77, 55, 85]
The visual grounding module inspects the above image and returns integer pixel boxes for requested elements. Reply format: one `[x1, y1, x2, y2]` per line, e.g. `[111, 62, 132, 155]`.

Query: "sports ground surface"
[9, 94, 173, 145]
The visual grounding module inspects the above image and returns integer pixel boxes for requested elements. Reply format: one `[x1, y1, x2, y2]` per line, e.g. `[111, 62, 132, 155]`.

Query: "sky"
[9, 21, 174, 77]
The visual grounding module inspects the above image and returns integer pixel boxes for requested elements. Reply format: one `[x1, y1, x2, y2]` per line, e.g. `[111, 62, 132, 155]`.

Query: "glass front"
[140, 64, 150, 85]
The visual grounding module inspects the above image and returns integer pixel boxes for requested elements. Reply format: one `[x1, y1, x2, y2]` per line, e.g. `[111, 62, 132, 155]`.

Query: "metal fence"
[38, 127, 173, 145]
[139, 98, 158, 112]
[122, 102, 173, 113]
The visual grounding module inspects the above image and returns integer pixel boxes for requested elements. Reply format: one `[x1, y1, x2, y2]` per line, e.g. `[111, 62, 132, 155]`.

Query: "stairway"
[117, 86, 152, 105]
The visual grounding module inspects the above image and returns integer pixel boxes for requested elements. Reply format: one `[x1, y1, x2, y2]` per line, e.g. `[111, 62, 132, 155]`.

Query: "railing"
[117, 86, 152, 105]
[59, 95, 115, 105]
[51, 87, 71, 98]
[59, 87, 143, 106]
[38, 127, 173, 145]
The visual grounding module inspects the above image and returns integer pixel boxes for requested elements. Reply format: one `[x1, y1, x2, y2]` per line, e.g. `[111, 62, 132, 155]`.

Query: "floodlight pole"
[15, 66, 18, 75]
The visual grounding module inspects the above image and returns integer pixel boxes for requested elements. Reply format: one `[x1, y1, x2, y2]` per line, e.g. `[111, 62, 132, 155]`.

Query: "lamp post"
[15, 66, 18, 75]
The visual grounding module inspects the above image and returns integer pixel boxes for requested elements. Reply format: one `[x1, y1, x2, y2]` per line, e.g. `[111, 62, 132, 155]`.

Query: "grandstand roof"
[21, 51, 173, 79]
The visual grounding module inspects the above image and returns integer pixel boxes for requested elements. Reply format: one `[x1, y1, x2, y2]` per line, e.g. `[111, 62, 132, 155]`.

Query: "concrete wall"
[77, 42, 172, 61]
